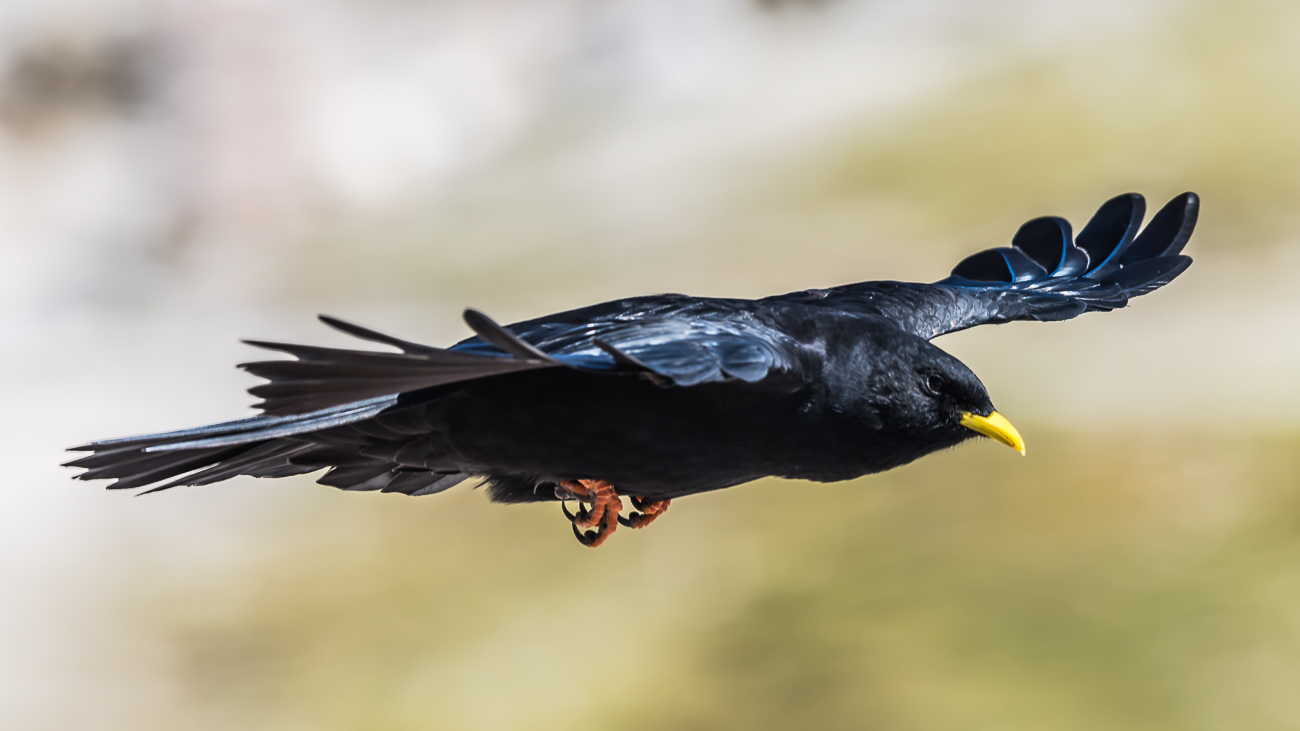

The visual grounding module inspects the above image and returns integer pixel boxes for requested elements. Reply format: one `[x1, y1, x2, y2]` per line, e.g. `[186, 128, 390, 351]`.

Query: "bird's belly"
[438, 369, 872, 498]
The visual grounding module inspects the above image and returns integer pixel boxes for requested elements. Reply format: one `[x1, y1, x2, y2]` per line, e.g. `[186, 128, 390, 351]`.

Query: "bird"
[66, 191, 1198, 547]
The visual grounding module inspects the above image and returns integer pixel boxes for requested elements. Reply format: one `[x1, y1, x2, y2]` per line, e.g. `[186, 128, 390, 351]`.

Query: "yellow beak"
[959, 411, 1026, 456]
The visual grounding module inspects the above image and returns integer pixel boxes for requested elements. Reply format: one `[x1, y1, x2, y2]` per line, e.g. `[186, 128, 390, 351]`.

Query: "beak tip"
[960, 410, 1026, 457]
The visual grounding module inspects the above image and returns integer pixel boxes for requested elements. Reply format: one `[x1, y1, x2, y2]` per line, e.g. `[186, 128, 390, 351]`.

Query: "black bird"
[67, 192, 1198, 547]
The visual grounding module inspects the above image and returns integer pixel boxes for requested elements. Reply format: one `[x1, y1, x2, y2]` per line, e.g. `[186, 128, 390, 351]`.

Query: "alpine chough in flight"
[68, 192, 1199, 547]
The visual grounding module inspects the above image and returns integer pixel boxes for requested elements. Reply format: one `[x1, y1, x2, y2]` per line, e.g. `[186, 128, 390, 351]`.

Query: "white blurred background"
[4, 1, 1300, 729]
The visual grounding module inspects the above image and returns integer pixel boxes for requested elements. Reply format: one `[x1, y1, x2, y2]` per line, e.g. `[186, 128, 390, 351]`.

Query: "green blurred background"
[4, 1, 1300, 729]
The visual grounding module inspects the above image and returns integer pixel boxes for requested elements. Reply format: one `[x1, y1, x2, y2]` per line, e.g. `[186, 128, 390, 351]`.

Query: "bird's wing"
[236, 299, 804, 415]
[777, 192, 1198, 340]
[453, 297, 805, 387]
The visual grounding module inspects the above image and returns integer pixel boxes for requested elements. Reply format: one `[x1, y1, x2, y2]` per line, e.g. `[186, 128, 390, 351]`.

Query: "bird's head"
[856, 332, 1026, 457]
[912, 343, 1024, 455]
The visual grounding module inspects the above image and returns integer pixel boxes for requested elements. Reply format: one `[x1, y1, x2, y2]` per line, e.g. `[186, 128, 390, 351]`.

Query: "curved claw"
[561, 498, 592, 525]
[621, 497, 670, 529]
[572, 522, 594, 546]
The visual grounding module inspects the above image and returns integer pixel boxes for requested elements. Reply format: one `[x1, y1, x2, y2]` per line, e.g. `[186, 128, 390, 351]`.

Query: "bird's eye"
[923, 374, 945, 396]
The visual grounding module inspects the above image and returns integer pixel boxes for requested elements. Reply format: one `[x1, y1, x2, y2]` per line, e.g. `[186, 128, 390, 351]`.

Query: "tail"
[66, 397, 380, 491]
[65, 311, 569, 495]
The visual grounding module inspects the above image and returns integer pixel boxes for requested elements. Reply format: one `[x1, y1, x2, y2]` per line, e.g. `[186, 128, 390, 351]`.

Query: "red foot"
[557, 479, 623, 548]
[619, 496, 670, 529]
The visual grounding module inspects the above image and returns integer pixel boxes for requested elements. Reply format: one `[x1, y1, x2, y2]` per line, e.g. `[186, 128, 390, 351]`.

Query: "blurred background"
[4, 0, 1300, 728]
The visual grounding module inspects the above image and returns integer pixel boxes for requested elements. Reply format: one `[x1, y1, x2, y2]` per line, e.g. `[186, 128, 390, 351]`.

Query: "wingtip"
[1121, 192, 1201, 264]
[461, 307, 494, 328]
[461, 308, 559, 363]
[317, 313, 349, 330]
[315, 313, 370, 337]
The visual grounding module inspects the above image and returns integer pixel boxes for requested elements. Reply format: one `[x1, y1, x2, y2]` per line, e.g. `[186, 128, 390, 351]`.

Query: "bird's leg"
[618, 496, 670, 529]
[556, 479, 623, 548]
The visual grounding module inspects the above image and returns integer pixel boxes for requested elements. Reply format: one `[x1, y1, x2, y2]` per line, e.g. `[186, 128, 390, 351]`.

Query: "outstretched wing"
[777, 192, 1198, 340]
[238, 298, 805, 415]
[453, 297, 804, 387]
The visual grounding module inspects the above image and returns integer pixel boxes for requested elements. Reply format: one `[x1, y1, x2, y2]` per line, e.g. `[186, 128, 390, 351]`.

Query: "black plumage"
[67, 192, 1198, 541]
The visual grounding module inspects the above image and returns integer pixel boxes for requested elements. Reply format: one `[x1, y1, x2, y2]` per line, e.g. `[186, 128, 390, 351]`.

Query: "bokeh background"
[5, 0, 1300, 728]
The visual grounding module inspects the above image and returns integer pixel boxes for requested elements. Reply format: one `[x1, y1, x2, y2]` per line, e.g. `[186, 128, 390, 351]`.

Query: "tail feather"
[69, 397, 394, 452]
[140, 397, 398, 452]
[67, 443, 239, 482]
[318, 463, 393, 488]
[65, 396, 406, 494]
[140, 441, 318, 493]
[102, 447, 248, 491]
[67, 381, 467, 497]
